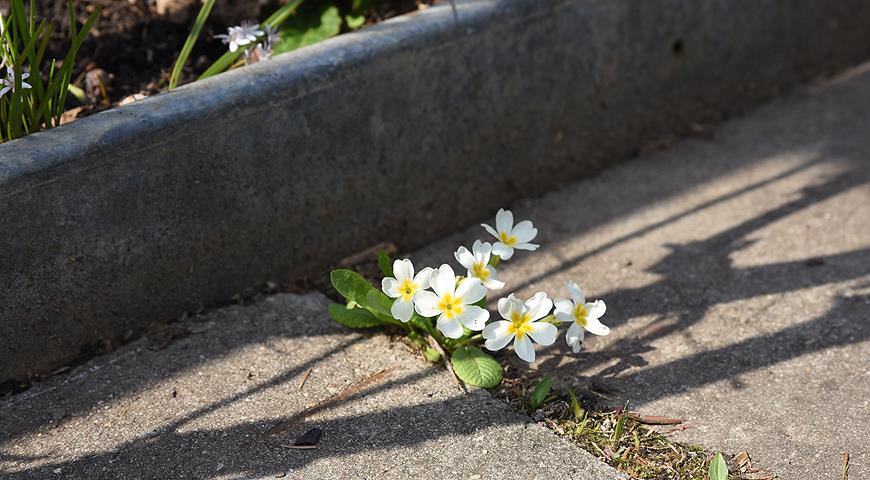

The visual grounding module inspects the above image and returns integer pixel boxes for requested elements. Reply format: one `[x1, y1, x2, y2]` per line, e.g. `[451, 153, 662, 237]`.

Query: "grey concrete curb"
[2, 0, 870, 381]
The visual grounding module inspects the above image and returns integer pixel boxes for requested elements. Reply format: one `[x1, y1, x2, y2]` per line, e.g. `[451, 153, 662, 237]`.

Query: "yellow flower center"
[574, 303, 588, 327]
[437, 294, 464, 319]
[499, 230, 518, 246]
[398, 278, 417, 301]
[471, 261, 490, 280]
[507, 311, 533, 339]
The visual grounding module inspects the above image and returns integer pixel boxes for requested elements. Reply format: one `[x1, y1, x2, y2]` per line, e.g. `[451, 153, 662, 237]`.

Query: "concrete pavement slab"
[413, 63, 870, 479]
[0, 293, 624, 479]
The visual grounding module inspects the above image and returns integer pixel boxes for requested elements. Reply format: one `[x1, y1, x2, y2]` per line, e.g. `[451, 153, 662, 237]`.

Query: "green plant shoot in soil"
[0, 0, 97, 143]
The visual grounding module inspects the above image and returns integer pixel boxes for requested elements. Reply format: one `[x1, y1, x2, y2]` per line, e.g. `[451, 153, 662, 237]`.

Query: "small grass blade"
[169, 0, 216, 89]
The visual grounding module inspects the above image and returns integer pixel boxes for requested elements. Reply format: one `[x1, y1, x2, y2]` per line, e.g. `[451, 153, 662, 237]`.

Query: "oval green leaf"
[528, 375, 553, 411]
[708, 452, 728, 480]
[327, 303, 382, 329]
[366, 289, 393, 317]
[450, 346, 503, 388]
[330, 269, 373, 306]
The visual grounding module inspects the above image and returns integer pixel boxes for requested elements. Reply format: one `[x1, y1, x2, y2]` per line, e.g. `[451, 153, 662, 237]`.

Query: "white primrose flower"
[216, 21, 264, 53]
[381, 259, 434, 322]
[553, 281, 609, 353]
[483, 292, 557, 363]
[0, 64, 32, 99]
[414, 264, 489, 339]
[481, 208, 539, 260]
[454, 240, 505, 290]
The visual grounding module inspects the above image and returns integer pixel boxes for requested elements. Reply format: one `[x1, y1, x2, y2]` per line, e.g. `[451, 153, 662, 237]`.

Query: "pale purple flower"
[0, 63, 32, 99]
[215, 21, 264, 53]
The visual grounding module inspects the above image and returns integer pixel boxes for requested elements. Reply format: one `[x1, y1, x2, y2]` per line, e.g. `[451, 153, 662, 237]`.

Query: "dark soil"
[0, 0, 428, 112]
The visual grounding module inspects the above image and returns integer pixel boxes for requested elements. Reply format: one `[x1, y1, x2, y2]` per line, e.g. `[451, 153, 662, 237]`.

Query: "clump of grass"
[496, 376, 734, 479]
[554, 409, 710, 479]
[0, 1, 98, 143]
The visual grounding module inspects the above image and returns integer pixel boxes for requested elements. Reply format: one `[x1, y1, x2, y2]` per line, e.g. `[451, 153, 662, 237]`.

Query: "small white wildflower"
[244, 25, 280, 64]
[553, 281, 609, 353]
[483, 292, 556, 362]
[454, 240, 505, 290]
[381, 259, 433, 322]
[481, 208, 539, 260]
[215, 21, 264, 53]
[414, 264, 489, 339]
[0, 64, 32, 99]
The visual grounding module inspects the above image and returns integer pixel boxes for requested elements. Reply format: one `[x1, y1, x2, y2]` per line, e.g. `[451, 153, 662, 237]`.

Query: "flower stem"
[488, 255, 502, 268]
[455, 334, 483, 347]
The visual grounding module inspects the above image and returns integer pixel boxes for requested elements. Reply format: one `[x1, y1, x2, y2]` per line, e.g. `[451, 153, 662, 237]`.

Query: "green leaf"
[330, 269, 373, 306]
[274, 5, 342, 55]
[708, 452, 728, 480]
[422, 347, 441, 363]
[366, 289, 393, 317]
[450, 346, 503, 388]
[528, 376, 553, 411]
[567, 389, 584, 421]
[345, 14, 365, 30]
[410, 313, 436, 336]
[327, 303, 382, 329]
[406, 331, 427, 350]
[169, 0, 215, 89]
[377, 249, 393, 277]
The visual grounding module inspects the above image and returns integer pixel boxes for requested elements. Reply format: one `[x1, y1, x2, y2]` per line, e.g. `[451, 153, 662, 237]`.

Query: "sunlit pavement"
[414, 62, 870, 479]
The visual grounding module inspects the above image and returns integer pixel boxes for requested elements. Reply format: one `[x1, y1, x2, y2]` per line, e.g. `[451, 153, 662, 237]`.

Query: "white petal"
[456, 305, 488, 331]
[511, 220, 537, 243]
[393, 259, 414, 281]
[413, 267, 433, 288]
[566, 322, 585, 351]
[430, 264, 455, 297]
[513, 242, 539, 251]
[553, 298, 574, 321]
[0, 86, 9, 97]
[528, 321, 557, 346]
[437, 315, 464, 339]
[491, 243, 514, 260]
[495, 208, 514, 234]
[481, 223, 499, 239]
[566, 281, 585, 305]
[454, 246, 475, 270]
[229, 42, 239, 52]
[483, 321, 514, 351]
[382, 277, 401, 298]
[497, 296, 513, 320]
[482, 272, 505, 290]
[584, 317, 611, 336]
[20, 81, 30, 89]
[414, 291, 441, 317]
[508, 295, 526, 316]
[586, 300, 606, 320]
[525, 292, 553, 321]
[472, 240, 492, 263]
[513, 334, 535, 362]
[391, 298, 414, 322]
[455, 277, 485, 304]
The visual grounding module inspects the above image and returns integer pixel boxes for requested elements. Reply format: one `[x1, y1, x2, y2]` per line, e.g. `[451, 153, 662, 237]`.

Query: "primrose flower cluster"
[380, 208, 610, 363]
[328, 208, 610, 387]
